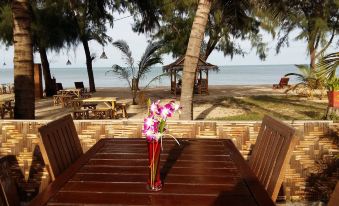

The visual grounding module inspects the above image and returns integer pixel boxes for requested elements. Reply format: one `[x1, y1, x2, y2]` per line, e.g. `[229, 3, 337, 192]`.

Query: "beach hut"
[163, 56, 218, 95]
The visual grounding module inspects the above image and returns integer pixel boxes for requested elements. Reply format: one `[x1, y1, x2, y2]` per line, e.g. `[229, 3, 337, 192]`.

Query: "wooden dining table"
[29, 138, 274, 206]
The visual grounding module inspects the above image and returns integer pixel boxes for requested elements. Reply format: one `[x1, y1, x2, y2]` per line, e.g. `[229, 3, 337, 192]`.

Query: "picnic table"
[29, 138, 274, 205]
[58, 89, 82, 98]
[82, 97, 117, 118]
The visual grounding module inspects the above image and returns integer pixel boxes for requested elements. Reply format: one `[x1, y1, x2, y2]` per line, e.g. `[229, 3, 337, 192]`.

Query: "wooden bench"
[115, 102, 128, 118]
[91, 108, 112, 119]
[53, 95, 74, 108]
[38, 115, 83, 181]
[72, 109, 90, 120]
[249, 115, 296, 201]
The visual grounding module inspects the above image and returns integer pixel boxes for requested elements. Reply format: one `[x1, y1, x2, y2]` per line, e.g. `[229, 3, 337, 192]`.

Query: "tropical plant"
[256, 0, 339, 70]
[0, 0, 78, 96]
[285, 65, 326, 98]
[69, 0, 117, 92]
[326, 77, 339, 91]
[108, 40, 163, 105]
[129, 0, 267, 61]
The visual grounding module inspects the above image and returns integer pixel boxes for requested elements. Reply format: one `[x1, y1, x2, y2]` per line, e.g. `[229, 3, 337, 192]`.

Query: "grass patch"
[205, 95, 328, 121]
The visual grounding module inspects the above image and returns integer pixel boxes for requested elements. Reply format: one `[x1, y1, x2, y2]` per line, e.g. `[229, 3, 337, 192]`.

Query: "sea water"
[0, 65, 298, 88]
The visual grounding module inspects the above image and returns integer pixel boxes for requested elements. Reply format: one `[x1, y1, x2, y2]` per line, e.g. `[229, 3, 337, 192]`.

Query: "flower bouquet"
[142, 100, 181, 191]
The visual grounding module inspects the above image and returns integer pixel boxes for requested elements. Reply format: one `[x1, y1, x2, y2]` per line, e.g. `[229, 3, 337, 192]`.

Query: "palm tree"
[180, 0, 212, 120]
[108, 40, 163, 105]
[69, 0, 115, 93]
[12, 0, 35, 119]
[32, 0, 78, 96]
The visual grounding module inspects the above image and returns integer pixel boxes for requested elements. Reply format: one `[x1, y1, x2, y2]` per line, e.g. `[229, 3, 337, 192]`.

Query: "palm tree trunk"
[39, 46, 54, 96]
[180, 0, 212, 120]
[309, 44, 316, 70]
[12, 0, 35, 119]
[81, 37, 96, 92]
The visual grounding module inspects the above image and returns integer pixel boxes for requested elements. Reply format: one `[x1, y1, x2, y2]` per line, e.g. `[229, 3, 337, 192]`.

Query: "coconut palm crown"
[109, 40, 163, 105]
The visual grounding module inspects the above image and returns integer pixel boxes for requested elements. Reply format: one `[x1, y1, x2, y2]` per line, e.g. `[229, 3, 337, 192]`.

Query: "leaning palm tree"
[180, 0, 212, 120]
[108, 40, 163, 105]
[12, 0, 35, 119]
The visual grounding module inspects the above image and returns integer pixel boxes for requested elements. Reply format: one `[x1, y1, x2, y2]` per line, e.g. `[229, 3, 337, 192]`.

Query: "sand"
[1, 85, 287, 120]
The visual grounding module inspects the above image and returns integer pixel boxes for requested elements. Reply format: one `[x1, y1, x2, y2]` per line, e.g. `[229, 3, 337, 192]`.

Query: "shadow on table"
[160, 140, 189, 182]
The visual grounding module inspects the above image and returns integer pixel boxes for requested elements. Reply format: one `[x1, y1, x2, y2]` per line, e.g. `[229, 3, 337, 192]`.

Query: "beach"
[1, 84, 328, 120]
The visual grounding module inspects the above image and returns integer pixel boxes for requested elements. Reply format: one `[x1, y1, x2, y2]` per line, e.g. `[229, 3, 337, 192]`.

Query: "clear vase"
[147, 140, 162, 191]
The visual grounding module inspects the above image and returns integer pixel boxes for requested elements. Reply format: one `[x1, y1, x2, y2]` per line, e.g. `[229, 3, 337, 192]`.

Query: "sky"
[0, 12, 338, 68]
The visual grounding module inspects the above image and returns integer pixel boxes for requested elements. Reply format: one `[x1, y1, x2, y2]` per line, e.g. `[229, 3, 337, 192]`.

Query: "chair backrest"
[248, 115, 296, 201]
[56, 83, 63, 91]
[38, 115, 83, 181]
[279, 77, 289, 86]
[74, 82, 85, 89]
[328, 181, 339, 206]
[0, 156, 20, 206]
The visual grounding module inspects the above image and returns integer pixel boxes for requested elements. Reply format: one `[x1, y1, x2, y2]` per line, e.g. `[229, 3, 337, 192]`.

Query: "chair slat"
[248, 115, 296, 201]
[39, 115, 83, 181]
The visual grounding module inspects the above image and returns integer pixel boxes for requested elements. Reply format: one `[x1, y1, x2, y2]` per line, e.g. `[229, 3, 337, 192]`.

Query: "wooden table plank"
[48, 192, 258, 206]
[29, 138, 275, 206]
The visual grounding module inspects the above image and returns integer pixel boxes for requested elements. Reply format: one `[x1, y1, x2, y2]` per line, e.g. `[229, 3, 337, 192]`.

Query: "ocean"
[0, 65, 299, 88]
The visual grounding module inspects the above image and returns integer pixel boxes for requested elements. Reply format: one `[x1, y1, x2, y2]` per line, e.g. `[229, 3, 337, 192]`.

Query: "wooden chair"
[328, 181, 339, 206]
[248, 115, 296, 201]
[74, 81, 88, 93]
[0, 156, 20, 206]
[273, 77, 290, 89]
[38, 115, 83, 181]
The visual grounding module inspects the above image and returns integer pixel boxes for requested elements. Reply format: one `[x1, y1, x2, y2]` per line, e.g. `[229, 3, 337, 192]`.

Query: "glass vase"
[147, 140, 162, 191]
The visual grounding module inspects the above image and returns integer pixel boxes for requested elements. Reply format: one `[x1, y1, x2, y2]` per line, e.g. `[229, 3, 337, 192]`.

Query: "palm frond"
[113, 40, 134, 68]
[138, 43, 162, 73]
[106, 65, 132, 88]
[138, 42, 163, 79]
[143, 72, 171, 90]
[317, 52, 339, 80]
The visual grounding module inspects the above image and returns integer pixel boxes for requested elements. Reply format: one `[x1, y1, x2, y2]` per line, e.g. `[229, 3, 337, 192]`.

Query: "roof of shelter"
[163, 56, 219, 72]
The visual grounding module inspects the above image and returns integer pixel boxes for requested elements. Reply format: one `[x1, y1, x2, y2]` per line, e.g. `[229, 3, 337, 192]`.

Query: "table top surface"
[82, 97, 117, 102]
[29, 138, 274, 206]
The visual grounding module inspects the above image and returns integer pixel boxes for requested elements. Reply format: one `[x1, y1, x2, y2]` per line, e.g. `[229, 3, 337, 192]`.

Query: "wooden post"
[174, 69, 177, 96]
[34, 64, 43, 99]
[206, 69, 209, 94]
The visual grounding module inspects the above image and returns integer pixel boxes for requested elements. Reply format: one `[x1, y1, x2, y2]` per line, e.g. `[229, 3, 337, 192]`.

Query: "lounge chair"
[74, 82, 88, 93]
[56, 83, 63, 91]
[273, 77, 290, 89]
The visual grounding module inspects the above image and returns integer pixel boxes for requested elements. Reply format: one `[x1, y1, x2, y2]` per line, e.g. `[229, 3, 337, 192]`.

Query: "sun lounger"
[273, 77, 290, 89]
